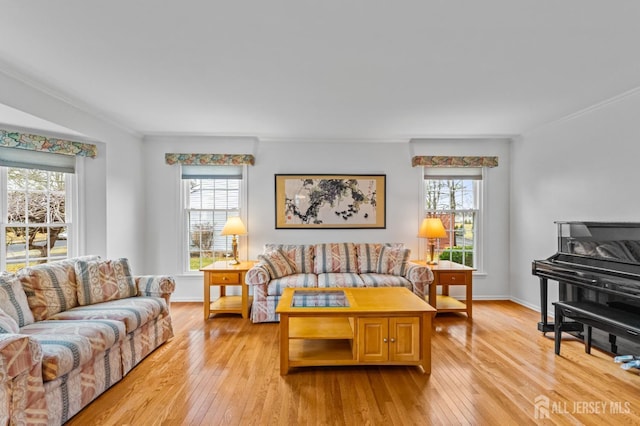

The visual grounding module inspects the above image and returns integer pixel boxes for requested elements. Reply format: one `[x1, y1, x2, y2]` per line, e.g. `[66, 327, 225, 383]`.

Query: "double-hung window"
[1, 148, 75, 272]
[424, 167, 482, 268]
[182, 165, 245, 272]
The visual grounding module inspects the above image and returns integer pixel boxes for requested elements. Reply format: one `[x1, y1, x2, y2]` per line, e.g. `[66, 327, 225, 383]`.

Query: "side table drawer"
[438, 272, 468, 285]
[208, 272, 241, 285]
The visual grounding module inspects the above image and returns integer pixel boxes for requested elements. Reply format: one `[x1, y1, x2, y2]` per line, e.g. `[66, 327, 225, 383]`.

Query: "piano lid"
[556, 221, 640, 265]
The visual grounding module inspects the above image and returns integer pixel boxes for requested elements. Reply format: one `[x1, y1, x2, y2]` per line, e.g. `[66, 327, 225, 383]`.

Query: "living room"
[2, 1, 640, 424]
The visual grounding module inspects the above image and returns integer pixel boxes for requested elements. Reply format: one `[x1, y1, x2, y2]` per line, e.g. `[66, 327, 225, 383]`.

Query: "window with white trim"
[424, 167, 482, 268]
[1, 148, 75, 272]
[182, 165, 245, 272]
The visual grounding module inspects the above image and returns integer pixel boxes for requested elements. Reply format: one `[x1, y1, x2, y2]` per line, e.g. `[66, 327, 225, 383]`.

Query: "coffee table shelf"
[289, 340, 356, 363]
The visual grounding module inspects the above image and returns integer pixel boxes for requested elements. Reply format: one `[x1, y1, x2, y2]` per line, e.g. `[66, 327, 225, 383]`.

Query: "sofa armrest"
[245, 264, 270, 286]
[404, 263, 434, 299]
[0, 334, 42, 383]
[135, 275, 176, 308]
[0, 334, 47, 425]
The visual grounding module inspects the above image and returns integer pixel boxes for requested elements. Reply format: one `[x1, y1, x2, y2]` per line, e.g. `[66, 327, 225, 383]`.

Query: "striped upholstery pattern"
[245, 264, 270, 286]
[50, 297, 168, 334]
[376, 246, 411, 276]
[317, 273, 365, 288]
[135, 275, 176, 309]
[266, 274, 318, 296]
[75, 258, 137, 305]
[0, 273, 35, 327]
[0, 334, 46, 426]
[258, 249, 297, 278]
[356, 243, 403, 273]
[121, 315, 174, 375]
[360, 273, 412, 289]
[250, 285, 281, 323]
[404, 263, 433, 299]
[18, 260, 81, 321]
[265, 244, 315, 273]
[314, 243, 358, 273]
[43, 346, 122, 424]
[0, 309, 19, 333]
[20, 320, 125, 381]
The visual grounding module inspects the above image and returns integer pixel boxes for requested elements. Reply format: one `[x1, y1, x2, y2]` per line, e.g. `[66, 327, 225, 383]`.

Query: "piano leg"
[538, 277, 555, 333]
[609, 334, 618, 354]
[554, 303, 563, 354]
[586, 326, 592, 354]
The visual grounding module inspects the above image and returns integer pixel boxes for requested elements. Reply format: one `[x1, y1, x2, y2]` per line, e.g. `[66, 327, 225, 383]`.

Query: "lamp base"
[228, 259, 240, 265]
[427, 241, 439, 265]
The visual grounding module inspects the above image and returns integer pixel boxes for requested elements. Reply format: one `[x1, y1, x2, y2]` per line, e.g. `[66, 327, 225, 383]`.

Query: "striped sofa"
[246, 243, 434, 323]
[0, 256, 175, 425]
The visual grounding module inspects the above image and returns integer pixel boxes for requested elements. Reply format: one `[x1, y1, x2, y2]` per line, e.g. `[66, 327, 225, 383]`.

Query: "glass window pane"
[28, 192, 48, 223]
[7, 191, 26, 223]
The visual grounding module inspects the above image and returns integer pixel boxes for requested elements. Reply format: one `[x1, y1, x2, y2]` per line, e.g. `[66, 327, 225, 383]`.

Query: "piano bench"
[554, 301, 640, 355]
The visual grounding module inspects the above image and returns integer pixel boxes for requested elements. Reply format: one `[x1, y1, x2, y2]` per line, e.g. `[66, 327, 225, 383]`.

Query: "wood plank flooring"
[66, 301, 640, 425]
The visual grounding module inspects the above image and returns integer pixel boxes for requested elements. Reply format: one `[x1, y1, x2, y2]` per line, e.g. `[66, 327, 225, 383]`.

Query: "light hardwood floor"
[66, 301, 640, 425]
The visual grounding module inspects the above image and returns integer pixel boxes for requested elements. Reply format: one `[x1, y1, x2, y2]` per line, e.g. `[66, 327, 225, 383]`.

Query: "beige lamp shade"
[220, 217, 247, 236]
[418, 217, 447, 239]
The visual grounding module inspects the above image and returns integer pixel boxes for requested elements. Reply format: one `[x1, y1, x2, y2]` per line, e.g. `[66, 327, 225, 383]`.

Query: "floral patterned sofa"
[246, 243, 434, 323]
[0, 256, 175, 425]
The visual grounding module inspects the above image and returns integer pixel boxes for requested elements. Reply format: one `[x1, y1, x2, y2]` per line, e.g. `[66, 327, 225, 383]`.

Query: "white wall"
[0, 71, 146, 269]
[510, 90, 640, 313]
[143, 136, 511, 301]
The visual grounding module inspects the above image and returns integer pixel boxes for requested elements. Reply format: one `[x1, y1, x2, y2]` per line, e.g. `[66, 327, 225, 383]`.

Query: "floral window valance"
[165, 153, 255, 166]
[0, 129, 97, 158]
[412, 156, 498, 168]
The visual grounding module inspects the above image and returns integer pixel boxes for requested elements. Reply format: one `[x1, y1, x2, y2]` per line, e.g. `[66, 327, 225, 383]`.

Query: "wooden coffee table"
[275, 287, 436, 375]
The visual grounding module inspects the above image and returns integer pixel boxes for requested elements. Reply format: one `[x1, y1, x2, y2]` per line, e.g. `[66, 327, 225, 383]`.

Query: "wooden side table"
[200, 260, 255, 320]
[413, 260, 474, 318]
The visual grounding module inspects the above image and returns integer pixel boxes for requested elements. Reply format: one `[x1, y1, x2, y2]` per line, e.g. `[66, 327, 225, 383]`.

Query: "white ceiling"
[1, 1, 639, 141]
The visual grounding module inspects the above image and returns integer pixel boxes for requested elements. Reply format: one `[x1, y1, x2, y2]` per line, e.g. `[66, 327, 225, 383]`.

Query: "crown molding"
[0, 60, 141, 140]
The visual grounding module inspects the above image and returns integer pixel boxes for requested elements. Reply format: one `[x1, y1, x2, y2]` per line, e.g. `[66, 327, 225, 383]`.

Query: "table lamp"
[220, 217, 247, 265]
[418, 217, 447, 264]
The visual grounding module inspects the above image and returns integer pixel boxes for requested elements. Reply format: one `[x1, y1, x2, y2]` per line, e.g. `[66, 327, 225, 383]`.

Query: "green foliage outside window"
[439, 246, 474, 267]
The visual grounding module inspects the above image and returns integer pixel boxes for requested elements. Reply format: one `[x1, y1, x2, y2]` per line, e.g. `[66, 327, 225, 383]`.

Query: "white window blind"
[0, 147, 75, 174]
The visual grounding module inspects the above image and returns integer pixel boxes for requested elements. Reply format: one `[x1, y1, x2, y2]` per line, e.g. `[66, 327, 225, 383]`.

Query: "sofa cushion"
[376, 246, 411, 276]
[356, 243, 403, 273]
[314, 243, 358, 273]
[0, 308, 19, 333]
[21, 319, 125, 381]
[266, 274, 318, 296]
[17, 256, 100, 321]
[317, 273, 365, 288]
[49, 296, 168, 334]
[0, 273, 35, 327]
[75, 258, 137, 306]
[360, 273, 413, 289]
[265, 244, 315, 273]
[258, 249, 297, 279]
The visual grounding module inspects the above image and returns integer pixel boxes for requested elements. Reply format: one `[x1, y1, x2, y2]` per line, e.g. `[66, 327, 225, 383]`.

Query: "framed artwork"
[275, 174, 386, 229]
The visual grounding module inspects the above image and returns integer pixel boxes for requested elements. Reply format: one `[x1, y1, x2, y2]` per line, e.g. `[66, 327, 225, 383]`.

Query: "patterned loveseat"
[246, 243, 434, 323]
[0, 256, 175, 425]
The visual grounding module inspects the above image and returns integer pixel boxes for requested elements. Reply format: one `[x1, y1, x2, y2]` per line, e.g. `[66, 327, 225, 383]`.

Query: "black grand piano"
[533, 221, 640, 353]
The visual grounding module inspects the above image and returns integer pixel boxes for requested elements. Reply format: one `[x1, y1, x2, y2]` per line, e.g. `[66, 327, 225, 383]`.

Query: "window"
[1, 167, 73, 272]
[424, 167, 482, 268]
[182, 165, 245, 272]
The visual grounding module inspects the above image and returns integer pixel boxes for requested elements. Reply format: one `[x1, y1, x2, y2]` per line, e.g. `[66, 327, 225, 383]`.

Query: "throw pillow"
[0, 273, 35, 327]
[75, 258, 137, 305]
[258, 249, 298, 279]
[376, 246, 411, 276]
[0, 308, 19, 333]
